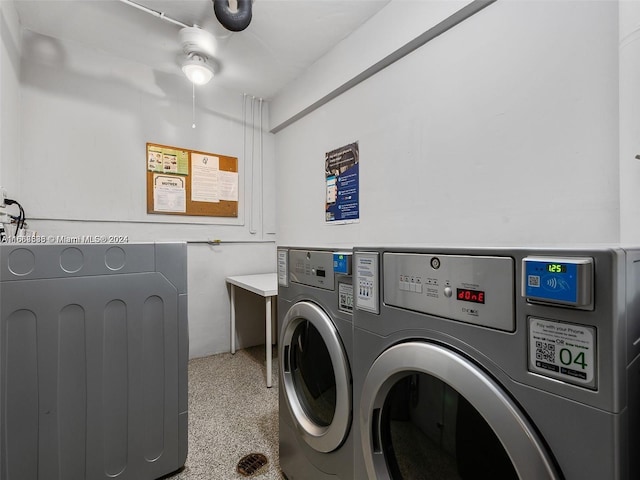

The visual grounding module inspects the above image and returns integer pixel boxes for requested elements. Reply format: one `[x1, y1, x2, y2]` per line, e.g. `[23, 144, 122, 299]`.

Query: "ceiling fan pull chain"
[192, 82, 196, 129]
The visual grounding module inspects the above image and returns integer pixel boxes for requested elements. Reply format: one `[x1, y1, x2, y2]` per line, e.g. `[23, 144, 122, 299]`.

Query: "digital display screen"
[457, 288, 485, 304]
[546, 263, 567, 273]
[316, 269, 326, 277]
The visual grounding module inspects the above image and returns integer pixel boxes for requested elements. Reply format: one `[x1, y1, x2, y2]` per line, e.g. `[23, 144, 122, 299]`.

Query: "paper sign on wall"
[153, 174, 186, 213]
[191, 153, 220, 202]
[325, 141, 359, 224]
[148, 146, 188, 175]
[219, 171, 239, 201]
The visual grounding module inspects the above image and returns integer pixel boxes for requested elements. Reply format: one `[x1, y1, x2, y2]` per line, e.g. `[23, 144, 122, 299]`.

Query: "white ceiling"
[13, 0, 391, 100]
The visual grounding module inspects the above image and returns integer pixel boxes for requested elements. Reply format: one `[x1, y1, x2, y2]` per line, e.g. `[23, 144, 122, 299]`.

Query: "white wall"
[0, 0, 21, 196]
[269, 0, 474, 132]
[275, 1, 620, 247]
[16, 29, 277, 358]
[619, 1, 640, 243]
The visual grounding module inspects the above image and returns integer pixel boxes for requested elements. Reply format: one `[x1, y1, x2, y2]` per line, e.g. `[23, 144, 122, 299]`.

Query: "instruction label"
[277, 250, 288, 287]
[528, 317, 596, 389]
[355, 252, 379, 314]
[338, 282, 354, 314]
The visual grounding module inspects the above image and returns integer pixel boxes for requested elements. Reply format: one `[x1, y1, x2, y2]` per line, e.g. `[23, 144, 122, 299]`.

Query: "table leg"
[230, 284, 236, 354]
[271, 297, 277, 345]
[266, 295, 272, 388]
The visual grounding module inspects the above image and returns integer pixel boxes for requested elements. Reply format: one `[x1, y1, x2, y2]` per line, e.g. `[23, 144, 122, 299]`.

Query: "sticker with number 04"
[528, 317, 596, 389]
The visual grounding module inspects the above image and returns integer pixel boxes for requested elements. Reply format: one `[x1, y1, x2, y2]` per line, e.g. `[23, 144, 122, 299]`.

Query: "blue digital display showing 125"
[524, 257, 586, 306]
[546, 263, 567, 273]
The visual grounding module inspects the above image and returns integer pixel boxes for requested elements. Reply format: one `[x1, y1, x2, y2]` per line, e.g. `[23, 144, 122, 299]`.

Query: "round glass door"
[380, 373, 516, 479]
[360, 342, 559, 480]
[281, 301, 351, 453]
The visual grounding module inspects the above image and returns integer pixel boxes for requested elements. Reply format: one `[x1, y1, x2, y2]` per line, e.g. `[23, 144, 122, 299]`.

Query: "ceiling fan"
[179, 26, 217, 85]
[119, 0, 253, 85]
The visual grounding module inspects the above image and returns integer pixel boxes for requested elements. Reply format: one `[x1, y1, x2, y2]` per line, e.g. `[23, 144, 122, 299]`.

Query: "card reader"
[522, 256, 593, 310]
[333, 252, 352, 275]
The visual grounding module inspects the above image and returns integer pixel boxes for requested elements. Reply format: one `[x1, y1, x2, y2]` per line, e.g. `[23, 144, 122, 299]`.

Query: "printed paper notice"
[325, 141, 359, 224]
[219, 171, 238, 201]
[153, 174, 186, 213]
[147, 145, 188, 175]
[528, 317, 596, 388]
[191, 153, 220, 202]
[148, 146, 163, 172]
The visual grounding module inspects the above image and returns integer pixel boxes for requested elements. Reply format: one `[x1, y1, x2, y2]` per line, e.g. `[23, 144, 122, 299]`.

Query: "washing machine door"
[360, 342, 559, 480]
[280, 301, 351, 453]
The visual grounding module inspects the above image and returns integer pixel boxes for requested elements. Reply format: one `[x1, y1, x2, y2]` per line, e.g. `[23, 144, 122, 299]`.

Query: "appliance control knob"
[444, 286, 453, 298]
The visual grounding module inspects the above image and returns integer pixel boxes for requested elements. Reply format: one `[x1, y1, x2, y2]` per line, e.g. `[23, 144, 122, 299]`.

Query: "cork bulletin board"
[146, 143, 238, 217]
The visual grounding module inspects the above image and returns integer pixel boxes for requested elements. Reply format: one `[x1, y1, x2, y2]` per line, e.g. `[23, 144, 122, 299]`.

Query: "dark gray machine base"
[0, 243, 188, 480]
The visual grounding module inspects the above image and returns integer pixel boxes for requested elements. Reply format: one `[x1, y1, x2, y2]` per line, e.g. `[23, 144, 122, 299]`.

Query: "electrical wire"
[5, 198, 25, 232]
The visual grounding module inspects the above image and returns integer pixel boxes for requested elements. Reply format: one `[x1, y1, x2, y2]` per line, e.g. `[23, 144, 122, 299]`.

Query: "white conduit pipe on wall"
[241, 94, 267, 235]
[242, 93, 247, 228]
[259, 98, 264, 236]
[118, 0, 190, 28]
[249, 96, 257, 234]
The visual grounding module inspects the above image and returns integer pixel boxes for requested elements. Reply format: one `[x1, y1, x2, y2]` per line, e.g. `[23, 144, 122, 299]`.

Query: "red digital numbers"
[456, 288, 485, 304]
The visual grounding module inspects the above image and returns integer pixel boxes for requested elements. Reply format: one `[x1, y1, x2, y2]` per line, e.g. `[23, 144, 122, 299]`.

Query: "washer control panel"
[384, 253, 514, 331]
[522, 256, 593, 309]
[289, 249, 335, 290]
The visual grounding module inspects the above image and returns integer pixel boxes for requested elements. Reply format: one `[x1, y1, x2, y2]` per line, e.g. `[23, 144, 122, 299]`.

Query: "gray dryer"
[352, 246, 640, 480]
[277, 248, 354, 480]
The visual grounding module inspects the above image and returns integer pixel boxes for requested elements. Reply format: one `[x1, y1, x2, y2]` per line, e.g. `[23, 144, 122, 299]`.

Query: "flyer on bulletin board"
[191, 153, 220, 203]
[147, 145, 189, 175]
[325, 141, 359, 224]
[153, 174, 186, 213]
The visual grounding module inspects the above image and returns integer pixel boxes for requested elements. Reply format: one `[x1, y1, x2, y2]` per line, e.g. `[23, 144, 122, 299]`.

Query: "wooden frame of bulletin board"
[146, 142, 238, 217]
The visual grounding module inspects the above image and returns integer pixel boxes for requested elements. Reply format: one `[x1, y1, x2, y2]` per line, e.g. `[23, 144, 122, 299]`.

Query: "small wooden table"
[226, 273, 278, 387]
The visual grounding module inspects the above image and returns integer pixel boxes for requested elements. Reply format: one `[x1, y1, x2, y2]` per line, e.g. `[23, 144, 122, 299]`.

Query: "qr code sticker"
[528, 275, 540, 287]
[535, 340, 555, 362]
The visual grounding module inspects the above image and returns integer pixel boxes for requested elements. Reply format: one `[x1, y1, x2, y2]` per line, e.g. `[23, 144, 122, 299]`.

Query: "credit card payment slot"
[522, 256, 593, 310]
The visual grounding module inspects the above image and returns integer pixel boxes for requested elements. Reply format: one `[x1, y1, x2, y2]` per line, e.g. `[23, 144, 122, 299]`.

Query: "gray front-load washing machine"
[277, 248, 354, 480]
[352, 246, 640, 480]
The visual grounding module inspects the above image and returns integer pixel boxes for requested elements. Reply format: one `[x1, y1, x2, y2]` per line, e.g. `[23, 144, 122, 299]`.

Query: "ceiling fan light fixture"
[182, 53, 214, 85]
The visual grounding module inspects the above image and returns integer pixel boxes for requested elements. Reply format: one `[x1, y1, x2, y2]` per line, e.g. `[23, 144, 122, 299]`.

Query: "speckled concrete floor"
[166, 345, 284, 480]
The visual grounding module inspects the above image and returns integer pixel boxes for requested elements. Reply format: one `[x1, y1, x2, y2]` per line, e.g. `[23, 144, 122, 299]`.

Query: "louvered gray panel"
[0, 243, 188, 480]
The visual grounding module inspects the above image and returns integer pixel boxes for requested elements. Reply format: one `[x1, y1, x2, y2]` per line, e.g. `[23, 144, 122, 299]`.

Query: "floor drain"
[237, 453, 269, 477]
